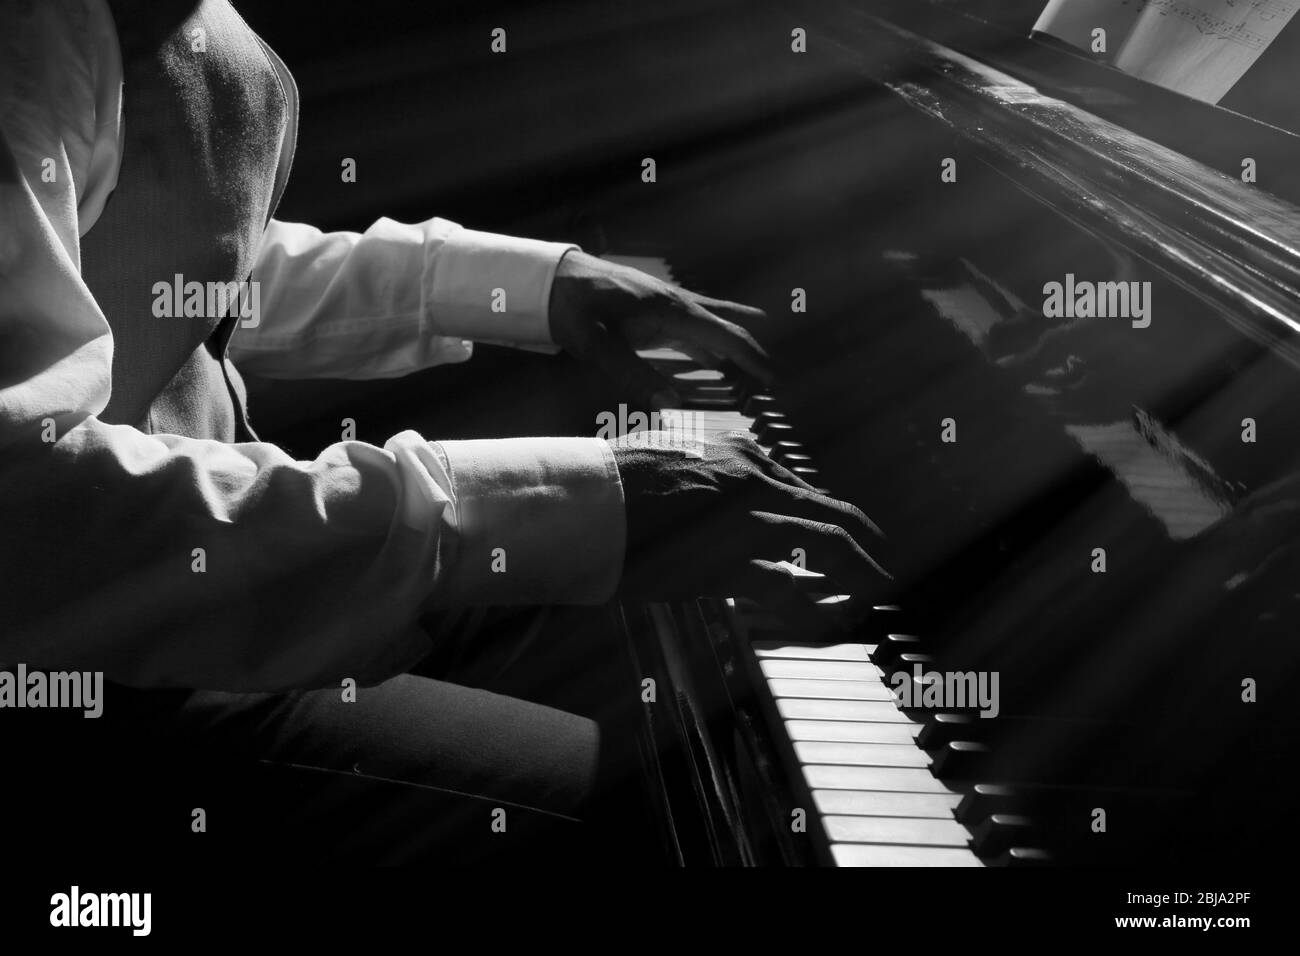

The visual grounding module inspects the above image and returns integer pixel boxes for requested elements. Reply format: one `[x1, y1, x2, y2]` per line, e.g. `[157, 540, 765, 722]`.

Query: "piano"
[243, 0, 1300, 867]
[615, 338, 1006, 866]
[590, 0, 1300, 866]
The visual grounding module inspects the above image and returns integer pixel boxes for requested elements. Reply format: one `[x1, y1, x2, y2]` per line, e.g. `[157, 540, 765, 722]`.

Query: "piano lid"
[808, 0, 1300, 205]
[796, 2, 1300, 371]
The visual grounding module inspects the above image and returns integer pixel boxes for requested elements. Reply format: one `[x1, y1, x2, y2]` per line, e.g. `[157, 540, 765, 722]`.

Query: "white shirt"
[0, 0, 625, 692]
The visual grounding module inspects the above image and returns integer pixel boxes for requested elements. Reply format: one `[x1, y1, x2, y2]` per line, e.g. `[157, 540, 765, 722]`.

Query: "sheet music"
[1033, 0, 1299, 102]
[1033, 0, 1147, 52]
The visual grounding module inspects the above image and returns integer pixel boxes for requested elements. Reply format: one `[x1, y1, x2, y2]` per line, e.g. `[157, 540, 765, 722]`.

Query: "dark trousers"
[10, 606, 650, 865]
[13, 352, 650, 864]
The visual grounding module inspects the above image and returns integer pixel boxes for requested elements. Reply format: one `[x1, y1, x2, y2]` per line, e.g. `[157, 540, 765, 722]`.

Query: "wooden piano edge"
[615, 598, 828, 866]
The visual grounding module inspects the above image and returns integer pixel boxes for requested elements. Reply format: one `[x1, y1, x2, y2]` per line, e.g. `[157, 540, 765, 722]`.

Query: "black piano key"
[916, 713, 978, 750]
[883, 651, 934, 683]
[931, 740, 992, 780]
[992, 847, 1053, 868]
[769, 441, 805, 463]
[971, 814, 1041, 858]
[755, 420, 798, 445]
[639, 338, 993, 868]
[955, 784, 1024, 826]
[860, 606, 908, 643]
[789, 465, 821, 484]
[873, 633, 923, 668]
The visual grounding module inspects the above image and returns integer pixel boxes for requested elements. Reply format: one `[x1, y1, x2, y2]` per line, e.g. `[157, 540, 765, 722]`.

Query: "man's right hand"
[610, 433, 893, 622]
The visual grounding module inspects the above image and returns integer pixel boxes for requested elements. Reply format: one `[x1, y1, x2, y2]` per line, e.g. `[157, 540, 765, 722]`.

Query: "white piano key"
[785, 719, 918, 744]
[661, 410, 752, 427]
[812, 789, 963, 819]
[803, 764, 955, 793]
[794, 741, 931, 768]
[672, 413, 744, 434]
[636, 347, 691, 362]
[658, 408, 754, 441]
[665, 360, 986, 866]
[753, 642, 873, 662]
[668, 383, 742, 409]
[776, 698, 916, 722]
[779, 563, 827, 580]
[768, 678, 896, 701]
[823, 816, 973, 847]
[760, 659, 884, 681]
[673, 368, 727, 382]
[831, 844, 984, 867]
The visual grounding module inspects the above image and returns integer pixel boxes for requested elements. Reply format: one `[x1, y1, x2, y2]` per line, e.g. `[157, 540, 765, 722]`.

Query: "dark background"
[235, 0, 804, 450]
[239, 0, 1299, 242]
[233, 0, 1300, 455]
[241, 0, 783, 243]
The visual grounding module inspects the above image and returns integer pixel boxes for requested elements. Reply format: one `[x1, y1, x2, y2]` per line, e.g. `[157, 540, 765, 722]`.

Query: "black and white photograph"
[1, 0, 1294, 935]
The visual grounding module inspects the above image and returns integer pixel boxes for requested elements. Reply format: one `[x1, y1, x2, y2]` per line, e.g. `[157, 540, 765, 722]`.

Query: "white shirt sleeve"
[0, 0, 626, 693]
[232, 217, 576, 379]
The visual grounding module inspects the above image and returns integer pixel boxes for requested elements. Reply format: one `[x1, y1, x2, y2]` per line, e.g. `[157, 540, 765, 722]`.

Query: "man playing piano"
[0, 0, 890, 862]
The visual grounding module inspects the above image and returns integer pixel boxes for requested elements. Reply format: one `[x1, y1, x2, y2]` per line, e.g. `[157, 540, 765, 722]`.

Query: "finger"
[767, 562, 860, 631]
[751, 511, 893, 600]
[688, 293, 768, 325]
[710, 432, 821, 493]
[761, 485, 890, 557]
[716, 434, 891, 556]
[752, 449, 822, 493]
[674, 342, 724, 370]
[741, 559, 848, 641]
[582, 323, 682, 408]
[640, 338, 726, 372]
[733, 565, 865, 634]
[660, 304, 773, 385]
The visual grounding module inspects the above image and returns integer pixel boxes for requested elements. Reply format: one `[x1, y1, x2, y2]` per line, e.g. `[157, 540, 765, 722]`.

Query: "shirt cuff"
[431, 437, 625, 605]
[426, 227, 578, 348]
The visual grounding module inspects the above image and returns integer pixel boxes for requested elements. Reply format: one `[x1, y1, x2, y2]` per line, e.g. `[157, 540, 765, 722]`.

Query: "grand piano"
[244, 0, 1300, 865]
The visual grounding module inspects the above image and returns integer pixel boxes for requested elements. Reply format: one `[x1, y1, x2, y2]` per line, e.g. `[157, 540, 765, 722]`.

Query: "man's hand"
[549, 250, 771, 407]
[611, 433, 893, 627]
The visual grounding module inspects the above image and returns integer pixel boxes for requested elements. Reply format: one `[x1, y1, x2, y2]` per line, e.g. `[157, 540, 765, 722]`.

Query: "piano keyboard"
[637, 339, 1048, 866]
[743, 634, 986, 865]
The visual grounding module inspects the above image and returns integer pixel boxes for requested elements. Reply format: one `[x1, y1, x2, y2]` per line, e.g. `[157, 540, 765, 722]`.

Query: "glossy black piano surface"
[242, 0, 1300, 866]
